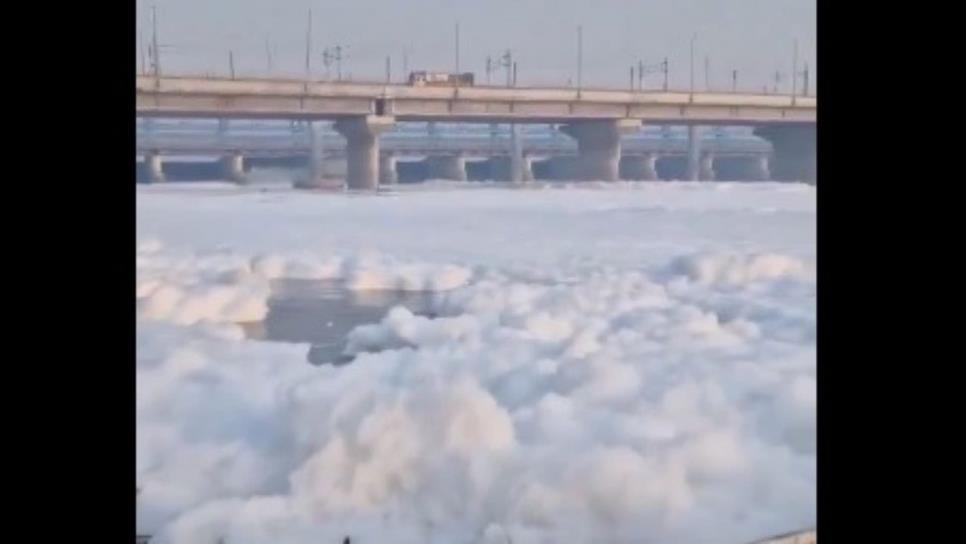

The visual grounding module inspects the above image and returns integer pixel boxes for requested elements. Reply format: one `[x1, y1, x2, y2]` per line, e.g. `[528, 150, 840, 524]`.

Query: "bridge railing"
[136, 72, 814, 100]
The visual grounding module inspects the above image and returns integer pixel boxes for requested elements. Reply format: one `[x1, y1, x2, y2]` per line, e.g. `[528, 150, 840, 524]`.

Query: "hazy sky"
[137, 0, 815, 92]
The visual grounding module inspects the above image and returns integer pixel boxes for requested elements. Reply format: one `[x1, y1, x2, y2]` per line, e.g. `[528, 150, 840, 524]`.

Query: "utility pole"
[403, 46, 410, 80]
[732, 69, 737, 92]
[336, 46, 343, 81]
[773, 70, 781, 94]
[324, 46, 345, 81]
[499, 50, 513, 87]
[139, 30, 146, 75]
[304, 9, 312, 80]
[385, 55, 391, 83]
[151, 6, 161, 79]
[265, 38, 273, 74]
[228, 50, 235, 79]
[802, 62, 810, 96]
[455, 22, 460, 73]
[792, 39, 799, 103]
[512, 61, 518, 87]
[663, 58, 669, 91]
[689, 33, 696, 100]
[577, 25, 583, 96]
[638, 60, 644, 90]
[486, 55, 492, 84]
[704, 55, 710, 91]
[629, 65, 635, 91]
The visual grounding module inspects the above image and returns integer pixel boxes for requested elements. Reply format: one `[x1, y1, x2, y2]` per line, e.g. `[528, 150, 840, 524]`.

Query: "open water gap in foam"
[240, 279, 438, 365]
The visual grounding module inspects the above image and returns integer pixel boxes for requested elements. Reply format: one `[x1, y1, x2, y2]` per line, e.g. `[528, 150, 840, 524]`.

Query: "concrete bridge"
[136, 75, 815, 187]
[137, 124, 773, 183]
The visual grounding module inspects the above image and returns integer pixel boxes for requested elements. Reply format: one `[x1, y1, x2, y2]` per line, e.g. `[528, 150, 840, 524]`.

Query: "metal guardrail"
[137, 71, 815, 100]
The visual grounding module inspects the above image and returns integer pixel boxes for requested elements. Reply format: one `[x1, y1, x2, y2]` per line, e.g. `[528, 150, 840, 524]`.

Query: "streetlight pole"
[704, 55, 710, 91]
[151, 6, 160, 79]
[803, 62, 810, 96]
[689, 33, 696, 100]
[304, 9, 312, 80]
[455, 22, 460, 74]
[139, 30, 146, 75]
[663, 57, 668, 91]
[577, 25, 583, 96]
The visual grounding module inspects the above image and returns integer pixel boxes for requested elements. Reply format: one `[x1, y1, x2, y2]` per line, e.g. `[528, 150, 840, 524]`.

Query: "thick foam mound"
[670, 252, 812, 286]
[137, 183, 816, 543]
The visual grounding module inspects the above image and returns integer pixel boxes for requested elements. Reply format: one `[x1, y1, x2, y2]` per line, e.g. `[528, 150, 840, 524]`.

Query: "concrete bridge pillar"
[750, 155, 770, 181]
[219, 153, 246, 184]
[295, 121, 328, 189]
[559, 119, 641, 181]
[488, 155, 535, 182]
[621, 153, 659, 180]
[699, 152, 716, 181]
[333, 115, 396, 190]
[144, 152, 165, 183]
[427, 154, 467, 181]
[753, 125, 816, 183]
[686, 125, 702, 181]
[379, 153, 398, 185]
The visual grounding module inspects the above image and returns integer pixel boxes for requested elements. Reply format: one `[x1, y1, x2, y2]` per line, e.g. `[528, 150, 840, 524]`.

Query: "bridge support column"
[686, 125, 702, 181]
[754, 125, 816, 183]
[379, 153, 398, 185]
[333, 115, 396, 190]
[144, 152, 165, 183]
[559, 119, 641, 181]
[699, 152, 716, 181]
[621, 153, 659, 180]
[219, 153, 246, 184]
[749, 155, 770, 181]
[427, 154, 467, 181]
[488, 155, 535, 182]
[295, 121, 328, 189]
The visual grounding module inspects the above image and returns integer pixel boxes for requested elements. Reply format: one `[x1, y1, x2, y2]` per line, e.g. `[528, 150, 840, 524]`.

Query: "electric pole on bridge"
[265, 37, 274, 74]
[150, 6, 161, 79]
[704, 55, 710, 91]
[323, 46, 344, 81]
[455, 22, 461, 74]
[689, 33, 696, 101]
[304, 9, 313, 81]
[577, 25, 583, 97]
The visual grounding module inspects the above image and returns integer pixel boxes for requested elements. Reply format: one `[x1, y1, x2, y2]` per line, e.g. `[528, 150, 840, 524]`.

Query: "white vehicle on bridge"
[408, 71, 475, 86]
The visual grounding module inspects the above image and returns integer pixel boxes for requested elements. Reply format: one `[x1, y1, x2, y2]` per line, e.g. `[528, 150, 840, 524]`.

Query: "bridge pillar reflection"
[753, 124, 816, 183]
[621, 153, 659, 180]
[699, 152, 716, 181]
[379, 152, 398, 185]
[559, 119, 640, 181]
[488, 155, 534, 182]
[295, 121, 328, 188]
[144, 152, 165, 183]
[427, 153, 467, 181]
[219, 153, 247, 184]
[686, 125, 702, 181]
[749, 155, 770, 181]
[332, 115, 396, 190]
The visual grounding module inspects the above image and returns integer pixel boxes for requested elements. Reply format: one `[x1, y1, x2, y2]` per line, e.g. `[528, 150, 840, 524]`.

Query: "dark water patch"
[241, 279, 436, 365]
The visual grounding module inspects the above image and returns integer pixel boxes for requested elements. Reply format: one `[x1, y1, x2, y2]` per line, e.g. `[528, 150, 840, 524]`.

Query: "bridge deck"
[137, 75, 816, 125]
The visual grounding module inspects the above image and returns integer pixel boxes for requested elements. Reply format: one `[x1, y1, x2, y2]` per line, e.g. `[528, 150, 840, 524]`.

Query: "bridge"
[137, 121, 773, 183]
[136, 75, 816, 188]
